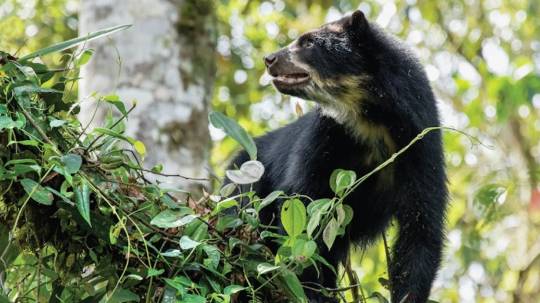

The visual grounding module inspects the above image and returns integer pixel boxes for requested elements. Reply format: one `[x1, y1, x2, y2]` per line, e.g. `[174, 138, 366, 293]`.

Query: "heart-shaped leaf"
[150, 210, 198, 228]
[61, 153, 82, 174]
[225, 160, 265, 184]
[21, 178, 53, 205]
[179, 235, 200, 250]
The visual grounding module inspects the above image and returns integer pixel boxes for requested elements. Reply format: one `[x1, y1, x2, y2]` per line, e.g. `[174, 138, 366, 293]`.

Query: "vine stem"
[82, 173, 131, 302]
[342, 126, 487, 200]
[1, 165, 56, 268]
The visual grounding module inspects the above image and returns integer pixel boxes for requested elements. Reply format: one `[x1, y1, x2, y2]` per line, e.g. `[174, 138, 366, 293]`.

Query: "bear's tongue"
[275, 73, 309, 84]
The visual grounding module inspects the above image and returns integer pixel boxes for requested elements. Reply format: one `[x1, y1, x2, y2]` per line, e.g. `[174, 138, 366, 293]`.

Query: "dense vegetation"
[0, 32, 411, 302]
[1, 0, 540, 302]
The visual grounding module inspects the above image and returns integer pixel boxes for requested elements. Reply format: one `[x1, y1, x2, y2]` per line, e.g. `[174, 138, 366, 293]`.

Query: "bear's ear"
[345, 10, 369, 33]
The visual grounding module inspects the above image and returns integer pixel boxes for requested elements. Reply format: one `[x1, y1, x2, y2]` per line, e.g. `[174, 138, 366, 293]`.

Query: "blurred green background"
[2, 0, 540, 302]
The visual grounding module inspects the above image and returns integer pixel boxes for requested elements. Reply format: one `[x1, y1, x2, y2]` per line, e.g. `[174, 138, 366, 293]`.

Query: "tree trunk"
[79, 0, 216, 191]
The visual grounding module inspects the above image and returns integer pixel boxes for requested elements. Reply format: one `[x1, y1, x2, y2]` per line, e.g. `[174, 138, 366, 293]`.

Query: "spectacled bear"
[228, 10, 447, 303]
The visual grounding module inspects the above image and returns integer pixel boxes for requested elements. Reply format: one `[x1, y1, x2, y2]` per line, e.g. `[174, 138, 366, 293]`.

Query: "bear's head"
[264, 10, 375, 114]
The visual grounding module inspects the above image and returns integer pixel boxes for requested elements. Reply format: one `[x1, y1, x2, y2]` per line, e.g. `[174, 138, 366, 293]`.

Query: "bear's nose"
[264, 54, 277, 67]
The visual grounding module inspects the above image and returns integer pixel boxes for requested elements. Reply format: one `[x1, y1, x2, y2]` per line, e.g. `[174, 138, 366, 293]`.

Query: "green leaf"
[126, 274, 144, 281]
[49, 119, 67, 128]
[214, 198, 238, 213]
[61, 154, 82, 174]
[182, 295, 206, 303]
[20, 178, 53, 205]
[103, 94, 127, 116]
[104, 288, 139, 303]
[75, 180, 92, 226]
[215, 215, 243, 232]
[307, 209, 322, 238]
[150, 210, 198, 228]
[219, 183, 236, 197]
[209, 111, 257, 160]
[133, 140, 146, 157]
[256, 263, 280, 275]
[20, 24, 131, 60]
[281, 269, 307, 302]
[93, 127, 130, 142]
[258, 190, 283, 211]
[280, 199, 306, 238]
[161, 249, 182, 257]
[330, 169, 356, 197]
[0, 115, 24, 131]
[303, 240, 317, 259]
[147, 268, 165, 278]
[291, 238, 306, 257]
[341, 204, 354, 227]
[109, 219, 124, 245]
[164, 276, 192, 293]
[179, 235, 200, 250]
[323, 217, 339, 250]
[307, 200, 332, 237]
[76, 48, 94, 67]
[225, 160, 265, 184]
[13, 85, 61, 97]
[307, 198, 332, 215]
[223, 285, 246, 296]
[202, 244, 221, 270]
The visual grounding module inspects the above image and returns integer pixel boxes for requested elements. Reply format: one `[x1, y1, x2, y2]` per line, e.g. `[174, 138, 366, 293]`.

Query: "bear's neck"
[317, 102, 395, 151]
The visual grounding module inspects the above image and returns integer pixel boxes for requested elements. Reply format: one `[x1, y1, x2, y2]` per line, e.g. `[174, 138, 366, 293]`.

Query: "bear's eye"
[300, 37, 315, 49]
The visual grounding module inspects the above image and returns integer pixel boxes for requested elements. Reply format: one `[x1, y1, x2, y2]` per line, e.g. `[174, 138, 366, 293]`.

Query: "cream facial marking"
[325, 23, 343, 33]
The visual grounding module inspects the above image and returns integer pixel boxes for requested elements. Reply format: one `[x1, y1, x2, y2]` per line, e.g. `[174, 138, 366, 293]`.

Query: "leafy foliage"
[0, 34, 364, 303]
[3, 0, 540, 302]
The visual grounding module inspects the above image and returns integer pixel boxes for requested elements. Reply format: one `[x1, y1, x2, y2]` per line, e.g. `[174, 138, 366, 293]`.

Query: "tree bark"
[79, 0, 216, 191]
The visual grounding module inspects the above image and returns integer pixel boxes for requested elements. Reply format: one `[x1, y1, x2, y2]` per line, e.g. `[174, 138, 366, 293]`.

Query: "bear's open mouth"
[272, 73, 310, 86]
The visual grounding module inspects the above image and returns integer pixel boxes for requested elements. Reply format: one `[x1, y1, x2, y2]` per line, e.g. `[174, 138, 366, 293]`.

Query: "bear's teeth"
[276, 74, 309, 84]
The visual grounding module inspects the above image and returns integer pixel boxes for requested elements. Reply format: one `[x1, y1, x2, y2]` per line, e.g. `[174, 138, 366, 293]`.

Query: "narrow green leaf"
[258, 190, 283, 211]
[214, 198, 238, 213]
[223, 285, 246, 296]
[75, 181, 91, 226]
[209, 111, 257, 160]
[20, 24, 131, 60]
[307, 208, 322, 238]
[13, 85, 62, 97]
[256, 263, 280, 275]
[93, 127, 130, 142]
[219, 183, 236, 197]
